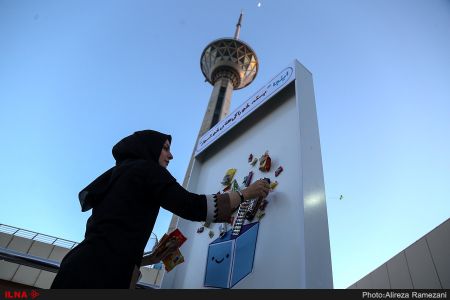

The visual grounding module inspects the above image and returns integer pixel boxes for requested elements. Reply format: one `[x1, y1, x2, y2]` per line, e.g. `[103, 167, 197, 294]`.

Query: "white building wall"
[350, 218, 450, 289]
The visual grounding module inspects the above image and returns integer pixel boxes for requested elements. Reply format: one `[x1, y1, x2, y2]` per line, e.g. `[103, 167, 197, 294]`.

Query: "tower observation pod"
[198, 11, 259, 134]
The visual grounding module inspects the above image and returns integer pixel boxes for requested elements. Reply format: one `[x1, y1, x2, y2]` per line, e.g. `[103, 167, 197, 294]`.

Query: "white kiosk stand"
[162, 60, 333, 288]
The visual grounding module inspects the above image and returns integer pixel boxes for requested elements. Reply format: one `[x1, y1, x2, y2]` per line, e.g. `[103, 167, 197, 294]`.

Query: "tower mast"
[234, 11, 243, 39]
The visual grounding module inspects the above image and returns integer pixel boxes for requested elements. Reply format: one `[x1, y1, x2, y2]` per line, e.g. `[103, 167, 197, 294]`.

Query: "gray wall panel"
[371, 264, 391, 288]
[47, 245, 70, 262]
[405, 238, 441, 288]
[356, 272, 372, 289]
[0, 236, 33, 281]
[27, 240, 54, 257]
[0, 232, 13, 248]
[426, 219, 450, 288]
[0, 262, 20, 281]
[35, 271, 56, 289]
[386, 252, 413, 289]
[347, 219, 450, 289]
[12, 265, 41, 286]
[7, 236, 33, 252]
[12, 240, 55, 286]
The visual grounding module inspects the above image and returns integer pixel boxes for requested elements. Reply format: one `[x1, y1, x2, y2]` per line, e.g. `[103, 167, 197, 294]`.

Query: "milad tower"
[167, 12, 259, 232]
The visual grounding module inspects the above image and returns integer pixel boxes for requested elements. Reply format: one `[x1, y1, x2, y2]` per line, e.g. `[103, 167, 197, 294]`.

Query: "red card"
[168, 228, 187, 247]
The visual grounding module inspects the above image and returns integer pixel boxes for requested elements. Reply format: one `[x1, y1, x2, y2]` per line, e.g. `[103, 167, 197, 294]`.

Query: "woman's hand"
[141, 238, 179, 266]
[242, 179, 270, 200]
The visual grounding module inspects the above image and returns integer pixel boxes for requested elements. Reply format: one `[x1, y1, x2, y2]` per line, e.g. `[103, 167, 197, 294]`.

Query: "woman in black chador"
[51, 130, 269, 288]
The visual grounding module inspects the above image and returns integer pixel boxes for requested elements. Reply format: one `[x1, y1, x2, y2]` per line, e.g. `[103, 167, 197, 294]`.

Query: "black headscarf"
[79, 130, 172, 212]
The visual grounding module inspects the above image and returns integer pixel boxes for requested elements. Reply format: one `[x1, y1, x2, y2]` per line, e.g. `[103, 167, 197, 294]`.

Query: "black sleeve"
[158, 181, 207, 222]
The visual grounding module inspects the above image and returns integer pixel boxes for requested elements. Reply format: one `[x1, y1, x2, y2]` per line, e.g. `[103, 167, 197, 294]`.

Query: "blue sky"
[1, 0, 449, 289]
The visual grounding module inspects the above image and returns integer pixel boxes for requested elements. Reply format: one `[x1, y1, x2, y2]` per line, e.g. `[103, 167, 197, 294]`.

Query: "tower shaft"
[199, 78, 233, 135]
[166, 79, 233, 233]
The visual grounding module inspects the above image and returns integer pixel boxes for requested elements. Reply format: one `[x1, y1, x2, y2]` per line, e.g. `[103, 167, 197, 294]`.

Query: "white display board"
[162, 60, 333, 288]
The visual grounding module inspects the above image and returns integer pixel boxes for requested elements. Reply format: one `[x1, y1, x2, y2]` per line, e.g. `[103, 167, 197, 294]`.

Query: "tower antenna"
[234, 10, 243, 39]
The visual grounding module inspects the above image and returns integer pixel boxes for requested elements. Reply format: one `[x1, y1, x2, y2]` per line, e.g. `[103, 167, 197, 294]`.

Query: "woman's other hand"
[141, 238, 179, 266]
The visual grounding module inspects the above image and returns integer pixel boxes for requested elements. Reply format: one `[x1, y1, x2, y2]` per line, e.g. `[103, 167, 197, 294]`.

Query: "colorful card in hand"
[153, 228, 187, 272]
[154, 228, 187, 254]
[168, 228, 187, 246]
[162, 248, 185, 272]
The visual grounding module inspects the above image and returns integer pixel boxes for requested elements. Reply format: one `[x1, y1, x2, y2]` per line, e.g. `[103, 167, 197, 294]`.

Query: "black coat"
[51, 130, 206, 288]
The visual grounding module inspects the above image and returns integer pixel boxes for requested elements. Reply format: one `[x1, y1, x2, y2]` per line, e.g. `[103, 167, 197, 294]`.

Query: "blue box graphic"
[204, 222, 259, 288]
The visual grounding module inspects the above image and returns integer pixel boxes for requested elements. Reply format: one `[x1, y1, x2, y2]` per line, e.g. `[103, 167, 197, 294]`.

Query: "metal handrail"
[0, 246, 155, 289]
[0, 224, 79, 249]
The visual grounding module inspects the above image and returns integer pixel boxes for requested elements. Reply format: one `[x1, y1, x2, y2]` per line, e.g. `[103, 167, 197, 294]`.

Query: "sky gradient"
[1, 0, 449, 288]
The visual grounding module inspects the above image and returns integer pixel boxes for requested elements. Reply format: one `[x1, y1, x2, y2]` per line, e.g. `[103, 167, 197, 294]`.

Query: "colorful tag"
[221, 168, 237, 186]
[259, 151, 271, 172]
[270, 181, 278, 190]
[242, 171, 254, 187]
[232, 179, 240, 192]
[275, 166, 283, 177]
[162, 248, 184, 272]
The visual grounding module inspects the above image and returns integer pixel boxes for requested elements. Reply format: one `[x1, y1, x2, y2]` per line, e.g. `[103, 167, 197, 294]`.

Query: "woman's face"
[159, 139, 173, 168]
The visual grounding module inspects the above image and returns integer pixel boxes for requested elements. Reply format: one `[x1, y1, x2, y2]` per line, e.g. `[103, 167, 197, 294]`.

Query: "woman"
[51, 130, 270, 288]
